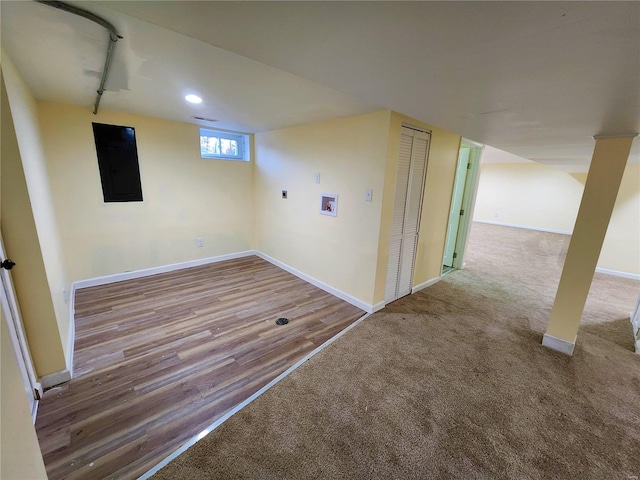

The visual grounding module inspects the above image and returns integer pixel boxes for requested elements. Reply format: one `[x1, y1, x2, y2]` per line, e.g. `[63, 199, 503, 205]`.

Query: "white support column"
[543, 134, 637, 355]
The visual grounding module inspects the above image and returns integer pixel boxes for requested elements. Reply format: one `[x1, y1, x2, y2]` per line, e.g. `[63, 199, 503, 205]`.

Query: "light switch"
[282, 190, 288, 199]
[314, 172, 321, 184]
[365, 188, 373, 202]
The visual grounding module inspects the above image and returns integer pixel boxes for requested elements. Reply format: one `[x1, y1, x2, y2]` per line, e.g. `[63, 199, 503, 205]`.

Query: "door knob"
[1, 259, 16, 270]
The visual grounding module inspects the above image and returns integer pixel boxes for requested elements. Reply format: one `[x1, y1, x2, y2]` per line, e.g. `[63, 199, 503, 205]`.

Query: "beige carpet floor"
[152, 223, 640, 480]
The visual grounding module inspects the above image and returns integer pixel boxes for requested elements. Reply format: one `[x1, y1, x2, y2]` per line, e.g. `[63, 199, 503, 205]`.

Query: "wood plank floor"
[35, 256, 365, 479]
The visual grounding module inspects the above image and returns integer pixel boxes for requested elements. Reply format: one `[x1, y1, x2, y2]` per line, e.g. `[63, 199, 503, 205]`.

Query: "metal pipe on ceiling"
[35, 0, 122, 114]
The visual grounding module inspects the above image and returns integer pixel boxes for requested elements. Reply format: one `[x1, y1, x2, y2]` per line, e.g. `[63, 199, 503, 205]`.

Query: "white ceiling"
[1, 1, 377, 133]
[2, 1, 639, 169]
[481, 145, 533, 164]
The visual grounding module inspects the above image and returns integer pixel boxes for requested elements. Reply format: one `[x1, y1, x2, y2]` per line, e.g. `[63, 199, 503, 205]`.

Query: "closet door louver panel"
[391, 132, 413, 234]
[384, 127, 431, 304]
[384, 236, 403, 303]
[384, 130, 414, 303]
[404, 134, 430, 235]
[397, 234, 418, 297]
[397, 133, 430, 297]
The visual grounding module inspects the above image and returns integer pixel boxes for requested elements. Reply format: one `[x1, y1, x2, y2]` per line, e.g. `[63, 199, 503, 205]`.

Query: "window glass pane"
[201, 135, 220, 156]
[200, 128, 249, 161]
[220, 138, 238, 156]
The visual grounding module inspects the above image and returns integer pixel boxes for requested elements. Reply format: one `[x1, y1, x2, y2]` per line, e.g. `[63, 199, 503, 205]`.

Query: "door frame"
[443, 138, 483, 271]
[443, 146, 471, 267]
[1, 235, 42, 421]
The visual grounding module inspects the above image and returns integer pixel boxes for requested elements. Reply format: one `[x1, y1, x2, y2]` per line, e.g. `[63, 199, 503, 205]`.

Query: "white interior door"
[385, 127, 430, 303]
[1, 235, 41, 421]
[443, 147, 470, 267]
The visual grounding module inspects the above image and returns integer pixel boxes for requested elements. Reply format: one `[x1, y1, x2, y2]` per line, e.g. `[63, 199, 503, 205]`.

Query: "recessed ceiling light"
[185, 94, 202, 104]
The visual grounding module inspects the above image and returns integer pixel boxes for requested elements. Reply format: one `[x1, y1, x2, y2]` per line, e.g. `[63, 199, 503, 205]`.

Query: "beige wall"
[574, 164, 640, 275]
[374, 113, 462, 303]
[254, 110, 391, 306]
[474, 162, 583, 232]
[1, 60, 68, 375]
[0, 68, 47, 479]
[37, 102, 254, 282]
[0, 315, 48, 480]
[474, 162, 640, 275]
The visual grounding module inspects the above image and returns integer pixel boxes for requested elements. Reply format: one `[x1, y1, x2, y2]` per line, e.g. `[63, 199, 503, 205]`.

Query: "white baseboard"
[473, 219, 572, 236]
[66, 250, 375, 387]
[542, 333, 576, 356]
[594, 267, 640, 281]
[475, 220, 640, 279]
[254, 251, 375, 313]
[70, 249, 443, 319]
[31, 397, 39, 423]
[66, 251, 255, 380]
[411, 276, 442, 294]
[73, 251, 256, 290]
[371, 301, 385, 313]
[66, 284, 76, 379]
[40, 368, 71, 389]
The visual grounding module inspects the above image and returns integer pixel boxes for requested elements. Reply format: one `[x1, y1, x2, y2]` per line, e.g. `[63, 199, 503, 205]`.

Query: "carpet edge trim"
[136, 310, 373, 480]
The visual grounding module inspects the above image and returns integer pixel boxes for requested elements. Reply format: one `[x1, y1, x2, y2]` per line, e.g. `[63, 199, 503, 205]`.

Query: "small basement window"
[92, 123, 143, 202]
[200, 128, 250, 161]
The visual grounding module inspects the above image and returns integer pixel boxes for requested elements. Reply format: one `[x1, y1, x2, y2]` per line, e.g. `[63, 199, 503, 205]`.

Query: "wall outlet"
[314, 172, 321, 184]
[493, 212, 499, 218]
[196, 237, 204, 247]
[282, 190, 288, 199]
[62, 288, 68, 305]
[365, 188, 373, 202]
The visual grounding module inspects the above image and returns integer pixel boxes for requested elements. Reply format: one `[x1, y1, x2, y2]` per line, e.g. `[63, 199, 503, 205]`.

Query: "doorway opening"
[442, 139, 483, 273]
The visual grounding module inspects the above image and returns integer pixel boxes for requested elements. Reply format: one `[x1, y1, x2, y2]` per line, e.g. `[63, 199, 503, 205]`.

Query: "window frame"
[199, 128, 250, 162]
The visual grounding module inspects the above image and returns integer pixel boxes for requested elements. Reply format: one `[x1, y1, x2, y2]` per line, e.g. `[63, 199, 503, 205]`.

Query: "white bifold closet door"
[385, 127, 431, 304]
